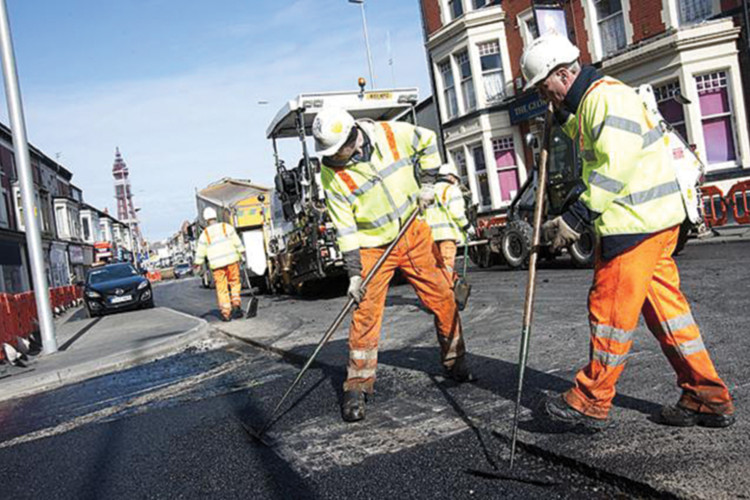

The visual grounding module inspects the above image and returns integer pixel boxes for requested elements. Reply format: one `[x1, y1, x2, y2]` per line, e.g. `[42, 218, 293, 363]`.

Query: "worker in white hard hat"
[313, 106, 474, 422]
[520, 34, 734, 429]
[425, 161, 474, 281]
[193, 206, 246, 322]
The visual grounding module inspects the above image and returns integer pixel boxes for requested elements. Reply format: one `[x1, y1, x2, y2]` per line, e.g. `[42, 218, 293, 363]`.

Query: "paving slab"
[0, 306, 208, 403]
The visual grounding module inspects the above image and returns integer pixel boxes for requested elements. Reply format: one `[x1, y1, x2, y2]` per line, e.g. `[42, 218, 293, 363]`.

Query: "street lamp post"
[349, 0, 376, 89]
[0, 0, 57, 354]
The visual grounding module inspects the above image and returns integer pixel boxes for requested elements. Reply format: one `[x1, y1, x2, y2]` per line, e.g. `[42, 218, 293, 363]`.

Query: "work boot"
[545, 394, 611, 431]
[659, 404, 735, 428]
[231, 306, 243, 320]
[444, 356, 475, 383]
[342, 390, 366, 422]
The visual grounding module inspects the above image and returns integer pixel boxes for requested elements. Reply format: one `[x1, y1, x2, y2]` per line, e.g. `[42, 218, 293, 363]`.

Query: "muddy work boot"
[342, 390, 366, 422]
[659, 404, 735, 428]
[545, 394, 611, 431]
[444, 356, 475, 383]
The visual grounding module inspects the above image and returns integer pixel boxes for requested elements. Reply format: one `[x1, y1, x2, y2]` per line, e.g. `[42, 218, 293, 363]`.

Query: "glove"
[347, 275, 365, 304]
[465, 225, 477, 239]
[419, 184, 435, 208]
[544, 216, 581, 253]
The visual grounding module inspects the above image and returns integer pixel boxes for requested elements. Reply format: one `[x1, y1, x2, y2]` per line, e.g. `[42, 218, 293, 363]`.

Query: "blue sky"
[0, 0, 432, 240]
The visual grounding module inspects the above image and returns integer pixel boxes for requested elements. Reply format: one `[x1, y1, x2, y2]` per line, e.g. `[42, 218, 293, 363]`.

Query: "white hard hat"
[439, 162, 459, 178]
[521, 34, 580, 91]
[203, 207, 217, 220]
[312, 107, 355, 157]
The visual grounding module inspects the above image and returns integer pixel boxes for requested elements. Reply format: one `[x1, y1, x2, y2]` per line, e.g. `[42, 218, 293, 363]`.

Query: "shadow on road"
[59, 318, 102, 351]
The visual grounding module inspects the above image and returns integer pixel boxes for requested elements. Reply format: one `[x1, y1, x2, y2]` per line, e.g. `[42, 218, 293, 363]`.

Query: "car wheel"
[501, 220, 533, 269]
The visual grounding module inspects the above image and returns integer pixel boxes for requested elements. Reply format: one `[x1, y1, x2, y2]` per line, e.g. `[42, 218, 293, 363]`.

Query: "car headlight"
[85, 290, 101, 298]
[138, 280, 149, 290]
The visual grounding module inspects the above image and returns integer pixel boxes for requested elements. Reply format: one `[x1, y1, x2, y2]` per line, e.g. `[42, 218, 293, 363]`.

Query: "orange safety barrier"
[700, 185, 728, 227]
[726, 180, 750, 225]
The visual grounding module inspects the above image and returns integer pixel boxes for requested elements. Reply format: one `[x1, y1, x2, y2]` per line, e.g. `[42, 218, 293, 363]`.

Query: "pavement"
[0, 305, 209, 403]
[206, 238, 750, 500]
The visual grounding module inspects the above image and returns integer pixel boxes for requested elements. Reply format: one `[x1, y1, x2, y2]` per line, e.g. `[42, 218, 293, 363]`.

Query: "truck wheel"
[501, 220, 533, 269]
[673, 219, 691, 256]
[469, 243, 493, 268]
[569, 226, 596, 268]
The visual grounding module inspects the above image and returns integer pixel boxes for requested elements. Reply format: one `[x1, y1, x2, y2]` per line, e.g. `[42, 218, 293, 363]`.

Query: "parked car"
[83, 262, 154, 317]
[174, 263, 193, 279]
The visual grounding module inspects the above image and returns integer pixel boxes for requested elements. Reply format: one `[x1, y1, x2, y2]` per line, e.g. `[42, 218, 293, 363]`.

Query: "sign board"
[534, 5, 568, 38]
[509, 92, 547, 125]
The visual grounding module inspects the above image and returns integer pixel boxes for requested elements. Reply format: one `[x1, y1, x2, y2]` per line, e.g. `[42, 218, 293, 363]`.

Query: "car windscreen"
[88, 265, 138, 284]
[176, 264, 190, 270]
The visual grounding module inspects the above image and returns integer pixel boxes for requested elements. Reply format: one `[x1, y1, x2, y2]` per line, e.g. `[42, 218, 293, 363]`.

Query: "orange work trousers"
[345, 218, 464, 393]
[437, 240, 458, 282]
[565, 226, 733, 419]
[212, 261, 242, 319]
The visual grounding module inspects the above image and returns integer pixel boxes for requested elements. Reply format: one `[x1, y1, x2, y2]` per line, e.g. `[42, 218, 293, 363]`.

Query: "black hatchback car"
[84, 262, 154, 317]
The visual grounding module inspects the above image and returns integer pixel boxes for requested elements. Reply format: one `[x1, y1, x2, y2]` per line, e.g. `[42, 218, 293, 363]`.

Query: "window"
[492, 137, 520, 204]
[654, 81, 688, 141]
[0, 187, 8, 228]
[82, 216, 91, 241]
[679, 0, 713, 25]
[519, 10, 540, 45]
[478, 41, 505, 104]
[448, 0, 464, 20]
[593, 0, 626, 57]
[471, 145, 491, 207]
[56, 206, 67, 237]
[695, 71, 737, 165]
[456, 51, 476, 112]
[439, 60, 459, 119]
[451, 149, 469, 187]
[472, 0, 499, 8]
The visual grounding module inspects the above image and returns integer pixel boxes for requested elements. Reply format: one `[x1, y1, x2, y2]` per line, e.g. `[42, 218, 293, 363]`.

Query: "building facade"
[419, 0, 750, 217]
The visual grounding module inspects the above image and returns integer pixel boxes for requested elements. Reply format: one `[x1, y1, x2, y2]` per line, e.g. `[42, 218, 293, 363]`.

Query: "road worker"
[520, 34, 734, 429]
[193, 207, 245, 322]
[313, 107, 474, 422]
[425, 161, 475, 282]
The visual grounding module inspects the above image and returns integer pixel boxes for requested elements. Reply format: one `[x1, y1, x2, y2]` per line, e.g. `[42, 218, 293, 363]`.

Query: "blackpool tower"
[112, 147, 142, 248]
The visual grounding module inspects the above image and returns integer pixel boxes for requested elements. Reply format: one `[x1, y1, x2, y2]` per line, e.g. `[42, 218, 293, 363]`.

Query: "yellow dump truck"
[195, 178, 271, 291]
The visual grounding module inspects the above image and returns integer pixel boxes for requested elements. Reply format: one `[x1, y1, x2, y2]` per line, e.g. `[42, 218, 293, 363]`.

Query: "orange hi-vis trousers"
[437, 240, 458, 281]
[345, 218, 465, 393]
[212, 261, 242, 320]
[565, 226, 733, 419]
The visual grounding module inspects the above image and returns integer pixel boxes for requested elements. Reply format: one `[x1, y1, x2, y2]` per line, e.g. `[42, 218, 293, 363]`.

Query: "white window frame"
[445, 0, 464, 22]
[456, 49, 476, 113]
[694, 69, 739, 170]
[653, 80, 687, 138]
[438, 59, 459, 119]
[491, 136, 521, 206]
[477, 40, 507, 105]
[469, 142, 492, 210]
[583, 0, 633, 62]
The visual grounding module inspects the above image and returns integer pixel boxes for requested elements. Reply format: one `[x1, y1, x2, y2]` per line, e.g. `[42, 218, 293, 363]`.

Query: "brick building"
[419, 0, 750, 216]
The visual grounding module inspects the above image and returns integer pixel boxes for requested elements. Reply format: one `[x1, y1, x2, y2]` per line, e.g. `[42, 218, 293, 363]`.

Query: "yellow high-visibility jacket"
[321, 120, 441, 276]
[560, 72, 685, 259]
[425, 181, 469, 243]
[194, 222, 245, 270]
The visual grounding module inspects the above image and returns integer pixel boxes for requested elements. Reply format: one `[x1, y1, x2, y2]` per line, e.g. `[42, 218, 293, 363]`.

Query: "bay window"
[696, 71, 737, 165]
[456, 50, 476, 112]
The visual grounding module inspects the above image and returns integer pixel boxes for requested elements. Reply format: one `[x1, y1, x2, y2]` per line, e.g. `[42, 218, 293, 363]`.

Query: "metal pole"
[359, 2, 376, 88]
[0, 0, 57, 354]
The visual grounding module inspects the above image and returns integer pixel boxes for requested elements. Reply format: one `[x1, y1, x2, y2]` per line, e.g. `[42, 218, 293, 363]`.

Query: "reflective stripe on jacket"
[425, 181, 468, 243]
[194, 222, 245, 270]
[321, 120, 441, 255]
[562, 76, 685, 239]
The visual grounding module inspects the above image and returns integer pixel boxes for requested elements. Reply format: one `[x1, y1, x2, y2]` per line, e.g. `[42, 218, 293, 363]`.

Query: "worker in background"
[520, 34, 734, 429]
[193, 207, 245, 322]
[313, 107, 474, 423]
[425, 161, 475, 282]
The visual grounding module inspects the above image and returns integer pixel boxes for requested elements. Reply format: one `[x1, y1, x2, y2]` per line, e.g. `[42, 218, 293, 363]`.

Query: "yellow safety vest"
[321, 120, 441, 254]
[562, 76, 685, 237]
[194, 222, 245, 270]
[425, 181, 469, 243]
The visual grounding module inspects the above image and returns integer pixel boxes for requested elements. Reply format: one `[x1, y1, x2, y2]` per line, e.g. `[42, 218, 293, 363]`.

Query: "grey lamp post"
[348, 0, 376, 88]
